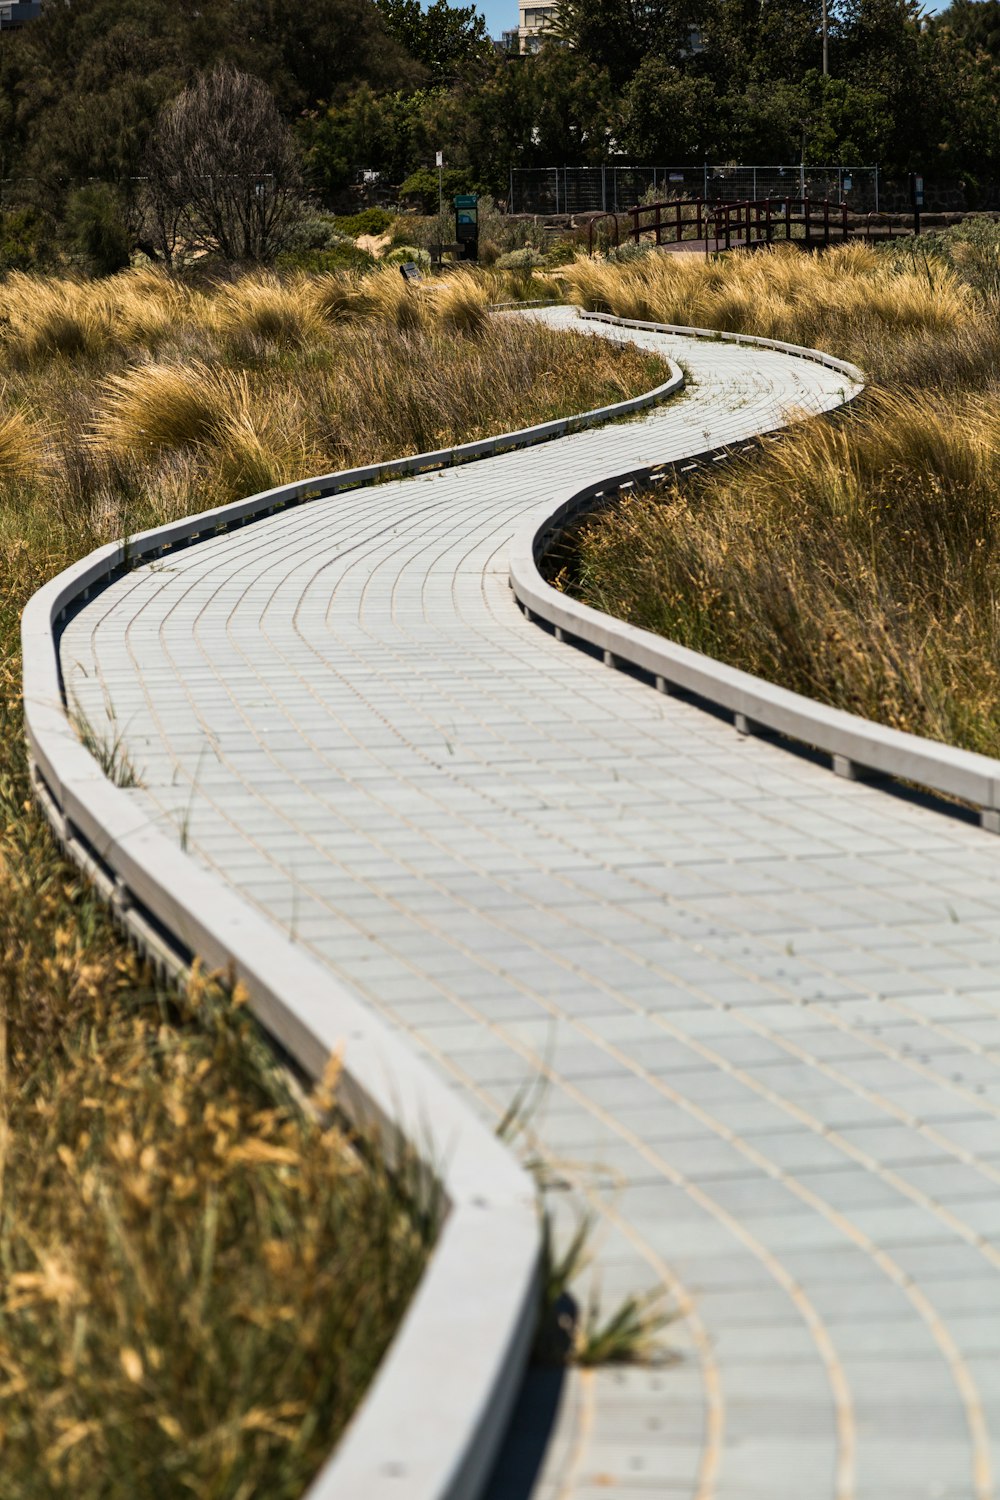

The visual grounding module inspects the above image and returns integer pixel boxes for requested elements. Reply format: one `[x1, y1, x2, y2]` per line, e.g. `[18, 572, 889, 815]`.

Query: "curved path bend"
[62, 310, 1000, 1500]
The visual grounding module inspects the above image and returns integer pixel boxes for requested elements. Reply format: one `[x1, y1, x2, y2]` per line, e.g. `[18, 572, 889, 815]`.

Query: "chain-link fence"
[509, 164, 880, 215]
[509, 166, 703, 215]
[707, 165, 878, 210]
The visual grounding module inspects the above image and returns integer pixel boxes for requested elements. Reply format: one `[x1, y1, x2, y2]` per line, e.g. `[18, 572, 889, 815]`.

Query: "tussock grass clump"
[563, 244, 982, 378]
[364, 265, 429, 332]
[91, 361, 316, 495]
[94, 360, 242, 455]
[431, 271, 490, 335]
[212, 274, 324, 350]
[1, 273, 113, 364]
[0, 398, 44, 482]
[567, 388, 1000, 756]
[305, 271, 373, 323]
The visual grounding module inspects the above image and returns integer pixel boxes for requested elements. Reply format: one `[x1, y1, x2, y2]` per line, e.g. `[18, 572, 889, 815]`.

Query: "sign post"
[910, 172, 924, 236]
[453, 193, 479, 262]
[436, 150, 444, 224]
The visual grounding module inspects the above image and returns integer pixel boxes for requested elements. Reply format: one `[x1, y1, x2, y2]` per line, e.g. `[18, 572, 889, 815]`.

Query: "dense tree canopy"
[376, 0, 492, 81]
[1, 0, 1000, 242]
[0, 0, 417, 193]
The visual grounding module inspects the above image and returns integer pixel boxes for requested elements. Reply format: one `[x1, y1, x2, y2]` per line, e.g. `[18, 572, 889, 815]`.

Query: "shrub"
[382, 245, 431, 269]
[398, 168, 475, 214]
[495, 246, 545, 270]
[280, 212, 349, 252]
[332, 207, 396, 238]
[0, 206, 54, 273]
[64, 185, 132, 278]
[274, 245, 375, 275]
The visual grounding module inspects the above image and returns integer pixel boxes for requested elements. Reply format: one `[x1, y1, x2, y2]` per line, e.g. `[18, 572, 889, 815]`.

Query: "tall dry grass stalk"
[0, 397, 45, 482]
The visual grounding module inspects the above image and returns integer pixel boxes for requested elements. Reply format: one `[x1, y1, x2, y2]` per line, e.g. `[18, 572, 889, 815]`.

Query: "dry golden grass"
[1, 273, 113, 364]
[79, 288, 665, 509]
[0, 397, 45, 482]
[305, 270, 373, 323]
[430, 271, 490, 335]
[556, 233, 1000, 758]
[566, 386, 1000, 755]
[363, 266, 429, 332]
[0, 268, 671, 1498]
[561, 243, 997, 383]
[212, 273, 325, 350]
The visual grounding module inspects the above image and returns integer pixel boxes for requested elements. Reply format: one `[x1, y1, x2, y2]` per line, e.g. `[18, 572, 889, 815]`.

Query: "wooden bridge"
[587, 195, 913, 256]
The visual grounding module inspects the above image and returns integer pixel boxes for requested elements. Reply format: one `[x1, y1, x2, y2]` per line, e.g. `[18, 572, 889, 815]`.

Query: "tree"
[550, 0, 705, 89]
[617, 58, 719, 161]
[376, 0, 491, 82]
[936, 0, 1000, 56]
[831, 0, 948, 168]
[65, 183, 132, 275]
[1, 0, 419, 209]
[145, 64, 301, 262]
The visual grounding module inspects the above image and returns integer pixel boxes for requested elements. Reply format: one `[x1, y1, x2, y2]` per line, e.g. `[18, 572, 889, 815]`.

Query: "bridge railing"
[710, 196, 850, 250]
[587, 195, 860, 255]
[587, 197, 706, 254]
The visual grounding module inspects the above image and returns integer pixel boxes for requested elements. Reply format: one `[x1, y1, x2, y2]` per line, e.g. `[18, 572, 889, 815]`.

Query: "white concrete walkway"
[62, 310, 1000, 1500]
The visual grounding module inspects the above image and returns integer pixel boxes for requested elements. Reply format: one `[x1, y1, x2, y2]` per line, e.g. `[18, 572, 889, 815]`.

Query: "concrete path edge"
[18, 343, 686, 1500]
[511, 313, 1000, 830]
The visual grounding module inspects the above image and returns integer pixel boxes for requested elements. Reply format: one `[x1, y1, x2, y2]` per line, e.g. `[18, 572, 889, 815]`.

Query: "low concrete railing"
[512, 314, 1000, 832]
[20, 340, 684, 1500]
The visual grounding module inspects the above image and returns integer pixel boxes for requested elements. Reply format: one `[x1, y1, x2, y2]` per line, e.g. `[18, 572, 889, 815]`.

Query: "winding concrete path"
[61, 310, 1000, 1500]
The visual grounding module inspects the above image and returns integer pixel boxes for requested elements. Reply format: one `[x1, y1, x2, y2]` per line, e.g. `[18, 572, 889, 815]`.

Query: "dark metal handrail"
[587, 198, 704, 254]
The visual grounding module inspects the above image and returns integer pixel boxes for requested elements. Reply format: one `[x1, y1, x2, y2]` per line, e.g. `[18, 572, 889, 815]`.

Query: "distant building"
[0, 1, 41, 26]
[516, 0, 558, 52]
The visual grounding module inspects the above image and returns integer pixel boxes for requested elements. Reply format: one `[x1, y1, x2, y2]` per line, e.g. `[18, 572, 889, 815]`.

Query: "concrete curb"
[20, 331, 684, 1500]
[511, 313, 1000, 831]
